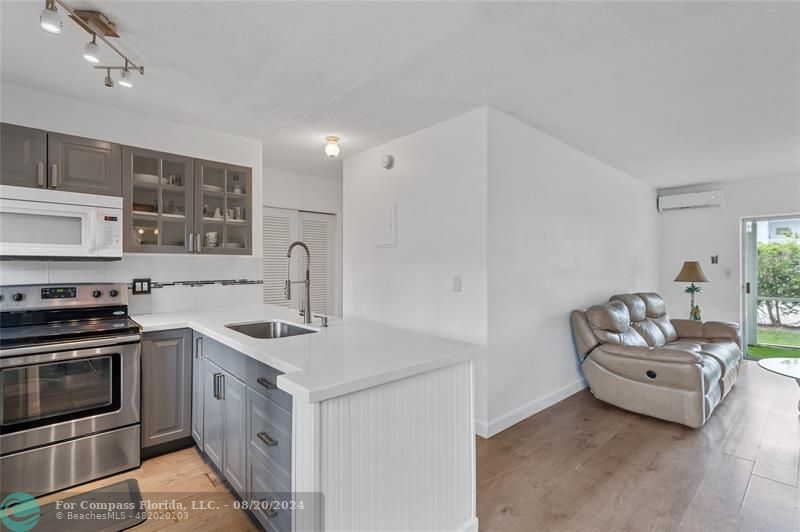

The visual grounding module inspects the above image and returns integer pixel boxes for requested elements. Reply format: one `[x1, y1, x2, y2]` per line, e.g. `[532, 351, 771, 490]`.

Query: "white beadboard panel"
[293, 398, 323, 532]
[0, 261, 48, 285]
[317, 360, 475, 531]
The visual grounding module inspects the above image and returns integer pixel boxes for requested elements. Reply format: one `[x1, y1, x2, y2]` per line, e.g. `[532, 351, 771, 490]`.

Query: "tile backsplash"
[0, 255, 263, 316]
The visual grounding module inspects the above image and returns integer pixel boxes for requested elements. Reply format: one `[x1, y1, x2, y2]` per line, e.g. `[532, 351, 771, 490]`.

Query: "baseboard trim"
[483, 378, 587, 437]
[455, 516, 479, 532]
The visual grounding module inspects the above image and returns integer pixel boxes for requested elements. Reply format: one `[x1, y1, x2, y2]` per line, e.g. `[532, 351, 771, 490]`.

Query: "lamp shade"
[674, 261, 709, 283]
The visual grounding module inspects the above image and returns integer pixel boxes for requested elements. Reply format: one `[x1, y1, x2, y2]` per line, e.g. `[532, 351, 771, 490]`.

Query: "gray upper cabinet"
[194, 159, 253, 255]
[0, 123, 48, 188]
[141, 329, 192, 449]
[47, 132, 121, 196]
[122, 146, 195, 253]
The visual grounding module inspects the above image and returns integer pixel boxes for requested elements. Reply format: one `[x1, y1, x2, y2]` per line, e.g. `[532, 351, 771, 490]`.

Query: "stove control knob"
[109, 289, 119, 297]
[92, 290, 102, 298]
[11, 293, 24, 302]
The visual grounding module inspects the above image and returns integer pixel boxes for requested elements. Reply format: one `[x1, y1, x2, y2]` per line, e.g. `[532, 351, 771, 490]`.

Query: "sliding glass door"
[742, 215, 800, 359]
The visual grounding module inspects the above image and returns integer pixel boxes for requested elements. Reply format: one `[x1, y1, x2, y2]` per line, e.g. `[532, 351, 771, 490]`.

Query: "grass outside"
[749, 327, 800, 359]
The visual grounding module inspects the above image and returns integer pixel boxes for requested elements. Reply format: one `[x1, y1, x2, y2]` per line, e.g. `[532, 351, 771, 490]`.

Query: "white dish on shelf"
[203, 184, 223, 192]
[162, 213, 185, 219]
[132, 210, 157, 216]
[133, 173, 159, 184]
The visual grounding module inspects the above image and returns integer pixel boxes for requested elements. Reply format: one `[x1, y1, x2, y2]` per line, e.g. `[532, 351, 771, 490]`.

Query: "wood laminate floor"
[477, 360, 800, 532]
[40, 360, 798, 531]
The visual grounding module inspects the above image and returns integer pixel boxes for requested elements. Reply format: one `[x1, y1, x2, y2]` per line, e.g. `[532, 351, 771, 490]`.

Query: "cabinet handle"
[262, 498, 278, 518]
[196, 233, 202, 253]
[218, 373, 225, 400]
[213, 372, 223, 399]
[37, 162, 45, 186]
[50, 164, 58, 188]
[195, 336, 203, 359]
[257, 431, 278, 447]
[256, 376, 276, 390]
[188, 232, 194, 253]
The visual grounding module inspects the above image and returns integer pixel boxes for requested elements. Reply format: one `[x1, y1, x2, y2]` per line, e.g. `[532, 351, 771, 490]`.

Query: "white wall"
[658, 174, 800, 324]
[342, 106, 661, 437]
[484, 108, 659, 435]
[0, 82, 265, 314]
[342, 107, 488, 345]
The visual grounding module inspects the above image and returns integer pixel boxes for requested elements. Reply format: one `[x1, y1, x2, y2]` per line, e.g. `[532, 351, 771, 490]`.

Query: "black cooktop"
[0, 306, 141, 350]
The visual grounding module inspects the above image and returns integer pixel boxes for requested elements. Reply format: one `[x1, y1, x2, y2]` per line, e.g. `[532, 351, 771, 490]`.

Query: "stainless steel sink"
[225, 320, 317, 339]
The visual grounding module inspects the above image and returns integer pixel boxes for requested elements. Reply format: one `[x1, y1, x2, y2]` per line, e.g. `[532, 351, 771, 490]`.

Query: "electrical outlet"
[132, 278, 151, 295]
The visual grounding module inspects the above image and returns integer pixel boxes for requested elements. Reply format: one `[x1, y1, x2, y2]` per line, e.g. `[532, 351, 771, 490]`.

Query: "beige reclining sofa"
[571, 292, 742, 428]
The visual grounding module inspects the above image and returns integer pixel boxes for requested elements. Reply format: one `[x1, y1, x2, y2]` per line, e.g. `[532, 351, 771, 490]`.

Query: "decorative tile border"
[127, 279, 263, 289]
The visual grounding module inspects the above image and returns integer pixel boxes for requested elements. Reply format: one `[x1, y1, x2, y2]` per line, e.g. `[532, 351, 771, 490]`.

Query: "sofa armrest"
[672, 319, 740, 345]
[600, 343, 702, 364]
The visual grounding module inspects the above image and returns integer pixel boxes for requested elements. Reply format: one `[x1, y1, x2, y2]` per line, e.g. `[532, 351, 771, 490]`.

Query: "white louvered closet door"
[262, 207, 298, 307]
[300, 211, 336, 315]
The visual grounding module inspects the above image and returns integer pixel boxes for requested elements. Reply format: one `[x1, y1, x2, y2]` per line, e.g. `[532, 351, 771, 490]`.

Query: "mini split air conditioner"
[657, 190, 725, 212]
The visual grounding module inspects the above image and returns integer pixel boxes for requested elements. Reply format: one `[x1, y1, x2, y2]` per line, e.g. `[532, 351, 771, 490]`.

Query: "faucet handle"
[314, 314, 329, 327]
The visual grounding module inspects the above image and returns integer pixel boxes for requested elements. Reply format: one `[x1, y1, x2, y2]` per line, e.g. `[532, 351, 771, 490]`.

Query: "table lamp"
[674, 261, 709, 320]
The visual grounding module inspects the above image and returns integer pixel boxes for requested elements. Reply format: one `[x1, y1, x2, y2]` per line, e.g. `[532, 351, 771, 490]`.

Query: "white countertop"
[132, 304, 484, 403]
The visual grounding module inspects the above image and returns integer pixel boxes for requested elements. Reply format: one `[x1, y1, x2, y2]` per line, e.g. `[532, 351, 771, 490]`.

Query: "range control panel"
[0, 283, 128, 311]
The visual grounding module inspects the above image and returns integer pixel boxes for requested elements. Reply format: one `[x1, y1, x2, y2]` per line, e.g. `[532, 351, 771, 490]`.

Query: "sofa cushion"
[610, 293, 667, 347]
[637, 292, 678, 342]
[697, 341, 742, 377]
[585, 301, 648, 347]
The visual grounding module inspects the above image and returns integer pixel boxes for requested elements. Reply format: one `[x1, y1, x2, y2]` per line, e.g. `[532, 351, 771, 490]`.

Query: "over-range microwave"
[0, 185, 122, 260]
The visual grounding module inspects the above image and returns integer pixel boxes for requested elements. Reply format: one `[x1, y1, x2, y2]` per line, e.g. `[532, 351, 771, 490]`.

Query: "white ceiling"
[2, 1, 798, 186]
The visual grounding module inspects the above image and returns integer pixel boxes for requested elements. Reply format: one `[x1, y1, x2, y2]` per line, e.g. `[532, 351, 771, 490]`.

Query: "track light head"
[39, 0, 61, 34]
[119, 69, 133, 88]
[83, 35, 100, 63]
[104, 69, 114, 88]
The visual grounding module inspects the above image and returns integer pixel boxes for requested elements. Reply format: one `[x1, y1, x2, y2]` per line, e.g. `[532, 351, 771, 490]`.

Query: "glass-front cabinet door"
[122, 146, 194, 253]
[194, 159, 252, 255]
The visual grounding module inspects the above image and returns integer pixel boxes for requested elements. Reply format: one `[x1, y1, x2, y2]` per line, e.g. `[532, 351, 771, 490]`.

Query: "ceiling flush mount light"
[37, 0, 144, 89]
[324, 136, 340, 158]
[83, 34, 100, 63]
[39, 0, 61, 33]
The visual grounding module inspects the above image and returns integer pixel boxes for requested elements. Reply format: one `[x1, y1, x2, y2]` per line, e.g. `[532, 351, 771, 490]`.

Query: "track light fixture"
[37, 0, 144, 89]
[83, 34, 99, 63]
[39, 0, 61, 34]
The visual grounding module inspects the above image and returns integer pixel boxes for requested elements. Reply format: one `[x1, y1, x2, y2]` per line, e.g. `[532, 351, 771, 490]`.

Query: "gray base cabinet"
[141, 330, 192, 448]
[192, 334, 293, 531]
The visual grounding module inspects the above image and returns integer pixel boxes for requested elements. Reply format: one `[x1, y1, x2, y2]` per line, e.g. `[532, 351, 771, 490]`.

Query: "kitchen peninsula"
[133, 304, 483, 532]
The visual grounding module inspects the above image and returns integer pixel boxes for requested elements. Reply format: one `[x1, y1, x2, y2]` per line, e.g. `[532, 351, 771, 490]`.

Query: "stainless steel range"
[0, 283, 141, 496]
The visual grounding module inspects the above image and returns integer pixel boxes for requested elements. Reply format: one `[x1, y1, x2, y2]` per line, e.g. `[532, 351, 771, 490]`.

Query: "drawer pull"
[257, 431, 278, 447]
[256, 376, 277, 390]
[262, 498, 278, 518]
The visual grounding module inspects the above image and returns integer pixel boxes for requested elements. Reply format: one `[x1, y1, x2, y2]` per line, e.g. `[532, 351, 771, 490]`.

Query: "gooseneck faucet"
[285, 240, 312, 324]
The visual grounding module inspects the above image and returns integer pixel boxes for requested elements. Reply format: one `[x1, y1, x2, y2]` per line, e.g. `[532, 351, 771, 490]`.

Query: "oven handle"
[0, 334, 141, 361]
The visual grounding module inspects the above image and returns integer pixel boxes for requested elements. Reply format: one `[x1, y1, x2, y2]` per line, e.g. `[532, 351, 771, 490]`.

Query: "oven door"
[0, 338, 140, 455]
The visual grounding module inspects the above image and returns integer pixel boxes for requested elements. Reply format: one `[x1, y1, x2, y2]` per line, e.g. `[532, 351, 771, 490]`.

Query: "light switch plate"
[452, 275, 462, 292]
[132, 278, 151, 295]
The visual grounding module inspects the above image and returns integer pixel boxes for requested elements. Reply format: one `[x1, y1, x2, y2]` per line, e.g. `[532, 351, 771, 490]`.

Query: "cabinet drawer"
[201, 335, 246, 381]
[245, 357, 292, 412]
[248, 452, 291, 532]
[248, 390, 291, 486]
